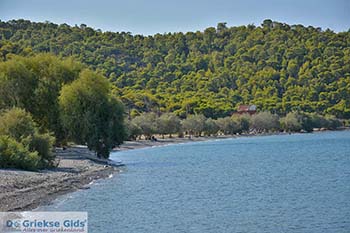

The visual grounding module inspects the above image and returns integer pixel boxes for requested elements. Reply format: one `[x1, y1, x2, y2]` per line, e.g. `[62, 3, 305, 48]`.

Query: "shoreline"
[1, 129, 348, 211]
[0, 148, 121, 211]
[116, 127, 350, 151]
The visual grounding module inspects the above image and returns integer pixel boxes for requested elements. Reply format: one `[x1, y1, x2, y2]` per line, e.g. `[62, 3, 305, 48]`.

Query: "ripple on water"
[39, 131, 350, 233]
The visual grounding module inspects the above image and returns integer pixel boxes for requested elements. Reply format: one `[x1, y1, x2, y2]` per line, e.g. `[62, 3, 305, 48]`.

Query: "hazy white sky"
[0, 0, 349, 35]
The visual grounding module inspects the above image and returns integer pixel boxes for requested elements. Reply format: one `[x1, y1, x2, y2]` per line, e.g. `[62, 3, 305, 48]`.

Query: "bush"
[0, 108, 56, 169]
[125, 120, 142, 140]
[0, 107, 36, 141]
[181, 114, 206, 136]
[157, 113, 181, 138]
[280, 112, 302, 132]
[232, 114, 251, 133]
[22, 132, 55, 167]
[203, 118, 219, 136]
[0, 136, 41, 171]
[216, 117, 240, 135]
[131, 112, 158, 139]
[251, 111, 280, 132]
[299, 113, 343, 132]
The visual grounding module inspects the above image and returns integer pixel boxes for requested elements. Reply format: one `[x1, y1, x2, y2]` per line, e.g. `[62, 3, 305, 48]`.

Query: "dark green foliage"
[131, 112, 158, 138]
[251, 112, 280, 132]
[181, 114, 206, 136]
[0, 135, 40, 171]
[22, 132, 56, 166]
[0, 108, 55, 169]
[299, 112, 343, 132]
[325, 115, 343, 129]
[216, 117, 240, 135]
[59, 70, 126, 158]
[232, 114, 251, 133]
[203, 118, 219, 136]
[157, 113, 181, 137]
[0, 54, 83, 141]
[280, 112, 303, 132]
[0, 19, 349, 118]
[125, 120, 142, 140]
[0, 107, 36, 140]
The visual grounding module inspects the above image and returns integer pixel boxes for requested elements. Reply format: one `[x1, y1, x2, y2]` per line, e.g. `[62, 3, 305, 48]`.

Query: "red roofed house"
[236, 104, 257, 115]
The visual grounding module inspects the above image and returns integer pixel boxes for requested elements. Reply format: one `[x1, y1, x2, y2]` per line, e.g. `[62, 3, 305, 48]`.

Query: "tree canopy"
[0, 19, 349, 119]
[59, 70, 126, 158]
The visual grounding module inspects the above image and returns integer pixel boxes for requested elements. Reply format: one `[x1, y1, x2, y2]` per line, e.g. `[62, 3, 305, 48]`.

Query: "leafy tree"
[157, 113, 181, 138]
[181, 114, 206, 136]
[0, 107, 55, 167]
[131, 112, 158, 139]
[0, 135, 40, 171]
[325, 115, 343, 129]
[0, 19, 349, 119]
[125, 120, 142, 140]
[203, 118, 219, 136]
[0, 54, 83, 141]
[0, 107, 36, 140]
[59, 70, 126, 158]
[280, 112, 302, 132]
[251, 112, 280, 132]
[216, 117, 240, 135]
[232, 114, 251, 133]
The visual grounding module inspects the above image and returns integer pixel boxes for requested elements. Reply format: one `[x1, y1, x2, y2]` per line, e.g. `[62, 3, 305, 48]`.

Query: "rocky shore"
[2, 130, 347, 211]
[0, 147, 120, 211]
[0, 136, 228, 211]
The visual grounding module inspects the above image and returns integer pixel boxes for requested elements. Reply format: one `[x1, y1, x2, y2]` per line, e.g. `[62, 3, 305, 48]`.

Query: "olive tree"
[216, 117, 240, 135]
[280, 112, 302, 132]
[251, 111, 280, 132]
[157, 113, 181, 138]
[203, 118, 219, 136]
[181, 114, 206, 136]
[131, 112, 158, 139]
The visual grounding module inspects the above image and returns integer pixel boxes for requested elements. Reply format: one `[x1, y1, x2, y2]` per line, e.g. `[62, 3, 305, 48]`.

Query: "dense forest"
[0, 19, 349, 119]
[0, 19, 349, 169]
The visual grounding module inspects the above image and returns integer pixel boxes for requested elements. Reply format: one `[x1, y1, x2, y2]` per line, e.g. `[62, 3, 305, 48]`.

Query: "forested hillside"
[1, 19, 349, 118]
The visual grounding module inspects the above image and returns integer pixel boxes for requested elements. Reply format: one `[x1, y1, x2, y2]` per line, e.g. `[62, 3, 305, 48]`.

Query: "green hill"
[1, 19, 349, 118]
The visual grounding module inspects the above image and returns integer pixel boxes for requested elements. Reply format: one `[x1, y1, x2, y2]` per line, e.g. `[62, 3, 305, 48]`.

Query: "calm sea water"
[40, 131, 350, 233]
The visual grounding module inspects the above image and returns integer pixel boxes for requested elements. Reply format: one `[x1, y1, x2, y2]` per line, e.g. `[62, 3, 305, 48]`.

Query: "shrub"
[0, 107, 36, 141]
[0, 136, 41, 171]
[131, 112, 158, 139]
[299, 113, 343, 132]
[22, 132, 55, 167]
[280, 112, 303, 132]
[0, 108, 56, 169]
[325, 115, 343, 129]
[181, 114, 206, 136]
[203, 118, 219, 136]
[125, 120, 142, 140]
[157, 113, 181, 138]
[251, 111, 280, 132]
[232, 114, 251, 133]
[216, 117, 240, 135]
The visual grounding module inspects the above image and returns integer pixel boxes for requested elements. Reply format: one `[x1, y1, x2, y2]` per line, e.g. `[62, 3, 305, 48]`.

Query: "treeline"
[126, 112, 343, 140]
[0, 54, 126, 170]
[0, 19, 349, 119]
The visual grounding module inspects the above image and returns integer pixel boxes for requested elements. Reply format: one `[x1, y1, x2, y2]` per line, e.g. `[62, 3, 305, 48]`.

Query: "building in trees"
[235, 105, 257, 115]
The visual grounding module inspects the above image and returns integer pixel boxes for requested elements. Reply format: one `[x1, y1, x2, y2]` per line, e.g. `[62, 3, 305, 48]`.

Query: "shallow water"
[40, 131, 350, 233]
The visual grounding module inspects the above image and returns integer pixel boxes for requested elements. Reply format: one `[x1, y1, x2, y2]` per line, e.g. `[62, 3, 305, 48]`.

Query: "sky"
[0, 0, 349, 35]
